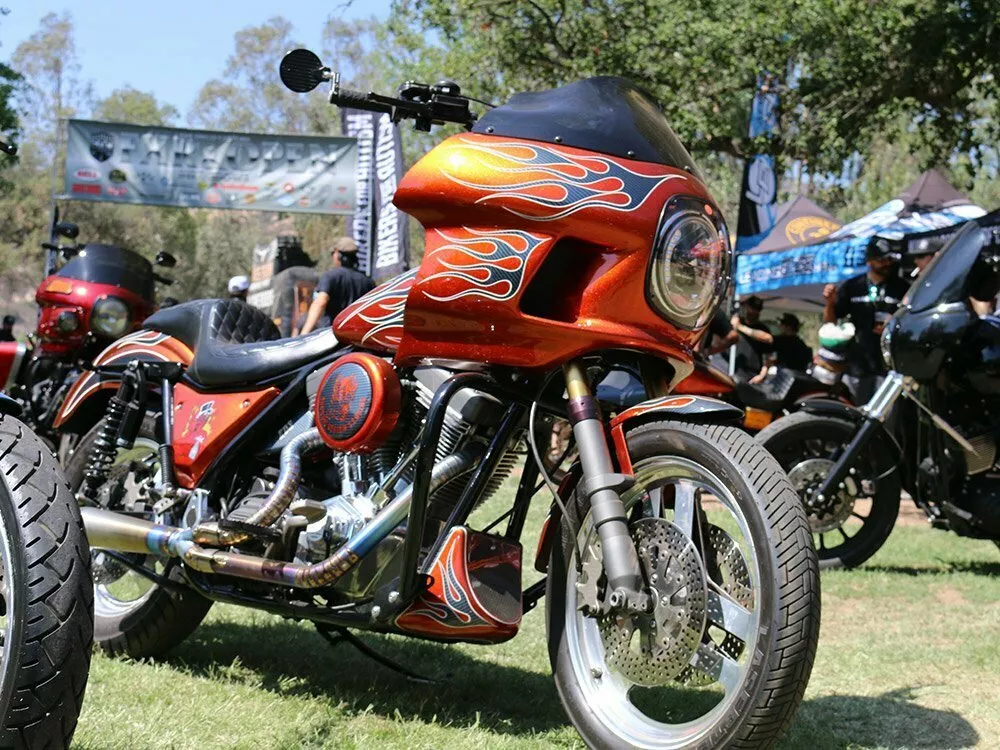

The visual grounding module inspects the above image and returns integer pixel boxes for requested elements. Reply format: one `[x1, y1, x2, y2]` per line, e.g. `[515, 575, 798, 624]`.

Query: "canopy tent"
[735, 169, 986, 304]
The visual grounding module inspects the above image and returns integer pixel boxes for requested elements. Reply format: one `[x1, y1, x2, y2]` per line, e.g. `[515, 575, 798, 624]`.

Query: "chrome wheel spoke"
[672, 480, 697, 539]
[690, 643, 743, 695]
[707, 587, 753, 642]
[647, 487, 663, 519]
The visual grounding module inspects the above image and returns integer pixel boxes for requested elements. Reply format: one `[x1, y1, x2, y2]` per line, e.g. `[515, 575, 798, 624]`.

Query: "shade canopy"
[735, 169, 985, 302]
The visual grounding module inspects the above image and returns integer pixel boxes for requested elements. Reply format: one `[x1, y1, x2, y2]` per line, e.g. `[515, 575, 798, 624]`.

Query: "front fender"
[609, 395, 744, 473]
[53, 330, 192, 432]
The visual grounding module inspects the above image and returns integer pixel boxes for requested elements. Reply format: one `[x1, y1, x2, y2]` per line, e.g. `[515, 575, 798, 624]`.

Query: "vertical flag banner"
[735, 74, 780, 254]
[341, 109, 410, 283]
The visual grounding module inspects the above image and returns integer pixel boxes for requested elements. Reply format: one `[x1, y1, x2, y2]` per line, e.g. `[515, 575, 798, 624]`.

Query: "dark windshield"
[904, 222, 996, 312]
[56, 244, 154, 300]
[472, 77, 701, 177]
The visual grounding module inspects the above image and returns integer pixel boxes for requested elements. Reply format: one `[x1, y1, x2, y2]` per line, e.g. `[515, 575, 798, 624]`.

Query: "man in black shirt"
[823, 236, 908, 402]
[772, 313, 812, 371]
[731, 295, 774, 384]
[300, 237, 376, 335]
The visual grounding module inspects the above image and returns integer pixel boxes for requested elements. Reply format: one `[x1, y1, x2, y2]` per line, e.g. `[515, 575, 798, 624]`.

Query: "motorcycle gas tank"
[335, 133, 713, 369]
[889, 302, 974, 383]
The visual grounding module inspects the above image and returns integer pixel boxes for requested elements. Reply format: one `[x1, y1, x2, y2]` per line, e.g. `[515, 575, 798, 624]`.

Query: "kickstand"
[315, 625, 441, 685]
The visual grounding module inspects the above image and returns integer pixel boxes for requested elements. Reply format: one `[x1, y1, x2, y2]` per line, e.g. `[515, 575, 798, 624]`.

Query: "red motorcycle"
[0, 214, 176, 449]
[55, 51, 819, 748]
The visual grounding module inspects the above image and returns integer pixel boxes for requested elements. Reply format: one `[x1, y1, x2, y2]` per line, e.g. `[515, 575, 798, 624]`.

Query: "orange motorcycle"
[55, 51, 819, 748]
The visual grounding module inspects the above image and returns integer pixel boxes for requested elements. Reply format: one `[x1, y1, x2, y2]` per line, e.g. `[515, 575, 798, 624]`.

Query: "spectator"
[772, 313, 812, 371]
[731, 295, 773, 384]
[299, 237, 376, 335]
[0, 315, 14, 342]
[228, 275, 250, 302]
[703, 307, 739, 356]
[823, 236, 908, 402]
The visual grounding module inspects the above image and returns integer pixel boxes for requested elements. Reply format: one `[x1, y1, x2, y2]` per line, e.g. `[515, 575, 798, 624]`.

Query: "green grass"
[72, 479, 1000, 750]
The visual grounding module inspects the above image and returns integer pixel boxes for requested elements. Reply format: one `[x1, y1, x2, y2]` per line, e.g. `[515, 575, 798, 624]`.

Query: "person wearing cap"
[0, 315, 14, 342]
[823, 236, 908, 402]
[299, 237, 375, 335]
[228, 275, 250, 302]
[731, 295, 774, 384]
[772, 313, 812, 371]
[909, 236, 944, 277]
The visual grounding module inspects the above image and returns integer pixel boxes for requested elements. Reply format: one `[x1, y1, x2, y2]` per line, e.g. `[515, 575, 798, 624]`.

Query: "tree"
[93, 86, 179, 126]
[396, 0, 1000, 176]
[0, 6, 20, 166]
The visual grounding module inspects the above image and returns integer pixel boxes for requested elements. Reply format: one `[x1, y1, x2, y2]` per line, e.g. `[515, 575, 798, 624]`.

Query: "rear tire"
[65, 415, 211, 658]
[0, 414, 92, 749]
[758, 412, 900, 570]
[547, 421, 820, 749]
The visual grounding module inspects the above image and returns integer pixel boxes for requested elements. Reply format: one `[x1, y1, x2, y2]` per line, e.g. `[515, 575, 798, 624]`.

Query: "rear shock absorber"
[81, 365, 139, 502]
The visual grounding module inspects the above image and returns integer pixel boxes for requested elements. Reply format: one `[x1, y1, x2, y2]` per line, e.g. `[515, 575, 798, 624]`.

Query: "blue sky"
[0, 0, 393, 116]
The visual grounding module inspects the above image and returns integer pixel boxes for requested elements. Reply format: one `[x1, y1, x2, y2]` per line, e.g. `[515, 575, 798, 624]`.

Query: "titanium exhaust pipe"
[193, 426, 326, 546]
[82, 447, 480, 589]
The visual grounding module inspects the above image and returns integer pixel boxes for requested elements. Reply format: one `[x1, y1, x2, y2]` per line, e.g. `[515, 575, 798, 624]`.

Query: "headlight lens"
[56, 310, 80, 333]
[880, 318, 894, 369]
[91, 297, 130, 338]
[648, 207, 728, 329]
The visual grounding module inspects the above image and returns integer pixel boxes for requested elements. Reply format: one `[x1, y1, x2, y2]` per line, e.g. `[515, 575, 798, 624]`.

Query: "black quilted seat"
[735, 368, 798, 412]
[145, 298, 339, 386]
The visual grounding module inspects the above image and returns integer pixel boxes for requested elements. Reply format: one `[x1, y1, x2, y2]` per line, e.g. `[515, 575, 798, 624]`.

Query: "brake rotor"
[788, 457, 857, 533]
[598, 518, 707, 686]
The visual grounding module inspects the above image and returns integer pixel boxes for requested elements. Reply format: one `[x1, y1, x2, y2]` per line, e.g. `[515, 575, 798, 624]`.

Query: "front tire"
[65, 416, 211, 658]
[547, 421, 820, 749]
[758, 412, 900, 570]
[0, 414, 93, 749]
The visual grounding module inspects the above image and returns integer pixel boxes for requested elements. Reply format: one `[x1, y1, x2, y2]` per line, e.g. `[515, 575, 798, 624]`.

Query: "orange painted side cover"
[171, 383, 280, 489]
[336, 133, 722, 369]
[54, 330, 193, 430]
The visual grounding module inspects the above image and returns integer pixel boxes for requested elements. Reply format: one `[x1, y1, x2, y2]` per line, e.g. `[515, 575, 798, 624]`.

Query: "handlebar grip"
[331, 87, 391, 114]
[0, 141, 16, 156]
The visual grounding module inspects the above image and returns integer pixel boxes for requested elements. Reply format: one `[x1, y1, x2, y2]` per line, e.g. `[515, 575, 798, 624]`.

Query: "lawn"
[72, 478, 1000, 750]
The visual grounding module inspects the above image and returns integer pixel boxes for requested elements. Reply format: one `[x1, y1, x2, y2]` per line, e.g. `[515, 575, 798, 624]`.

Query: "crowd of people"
[716, 233, 977, 404]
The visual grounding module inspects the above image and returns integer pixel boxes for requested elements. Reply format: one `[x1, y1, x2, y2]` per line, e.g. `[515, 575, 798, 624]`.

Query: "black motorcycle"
[759, 216, 1000, 568]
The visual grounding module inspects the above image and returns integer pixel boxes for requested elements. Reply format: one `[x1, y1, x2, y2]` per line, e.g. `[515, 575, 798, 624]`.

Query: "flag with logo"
[340, 110, 409, 283]
[735, 74, 780, 254]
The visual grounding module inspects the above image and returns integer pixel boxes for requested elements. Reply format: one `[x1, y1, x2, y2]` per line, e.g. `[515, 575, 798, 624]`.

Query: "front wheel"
[757, 412, 901, 570]
[547, 421, 820, 749]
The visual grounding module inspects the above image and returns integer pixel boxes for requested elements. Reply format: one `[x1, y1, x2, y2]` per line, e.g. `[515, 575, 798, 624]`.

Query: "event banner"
[735, 74, 780, 253]
[62, 119, 357, 215]
[341, 109, 409, 283]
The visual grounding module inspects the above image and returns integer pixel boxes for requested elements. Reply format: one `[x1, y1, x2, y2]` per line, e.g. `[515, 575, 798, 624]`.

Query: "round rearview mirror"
[55, 221, 80, 240]
[155, 250, 177, 268]
[280, 49, 329, 93]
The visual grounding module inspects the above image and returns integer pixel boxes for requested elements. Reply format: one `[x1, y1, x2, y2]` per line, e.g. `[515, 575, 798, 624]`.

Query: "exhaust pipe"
[82, 447, 479, 589]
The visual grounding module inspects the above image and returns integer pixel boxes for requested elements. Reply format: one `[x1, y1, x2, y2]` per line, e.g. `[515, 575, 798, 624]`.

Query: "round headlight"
[91, 297, 130, 338]
[648, 208, 728, 329]
[56, 310, 80, 333]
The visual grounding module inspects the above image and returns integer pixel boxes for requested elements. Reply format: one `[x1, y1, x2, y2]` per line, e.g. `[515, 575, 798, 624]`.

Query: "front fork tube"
[563, 361, 648, 613]
[814, 371, 906, 501]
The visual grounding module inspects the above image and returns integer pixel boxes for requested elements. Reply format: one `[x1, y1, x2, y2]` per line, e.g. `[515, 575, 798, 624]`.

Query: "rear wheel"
[65, 415, 211, 658]
[0, 414, 92, 749]
[758, 412, 900, 569]
[547, 421, 820, 749]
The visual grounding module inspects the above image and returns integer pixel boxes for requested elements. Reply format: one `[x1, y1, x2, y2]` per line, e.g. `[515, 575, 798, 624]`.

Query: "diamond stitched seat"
[145, 298, 339, 386]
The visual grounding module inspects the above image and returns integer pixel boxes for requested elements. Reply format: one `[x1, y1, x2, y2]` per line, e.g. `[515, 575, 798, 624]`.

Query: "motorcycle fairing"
[172, 383, 280, 489]
[53, 330, 193, 430]
[36, 277, 151, 355]
[335, 133, 717, 370]
[395, 526, 522, 644]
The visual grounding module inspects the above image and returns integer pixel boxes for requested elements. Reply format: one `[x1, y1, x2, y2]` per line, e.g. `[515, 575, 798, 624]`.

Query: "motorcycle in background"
[759, 217, 1000, 568]
[0, 211, 177, 449]
[0, 139, 93, 750]
[54, 51, 820, 747]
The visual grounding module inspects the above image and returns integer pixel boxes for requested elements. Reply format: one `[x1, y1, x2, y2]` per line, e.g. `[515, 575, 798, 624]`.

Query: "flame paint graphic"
[423, 228, 548, 303]
[337, 269, 417, 348]
[440, 137, 684, 220]
[402, 532, 486, 628]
